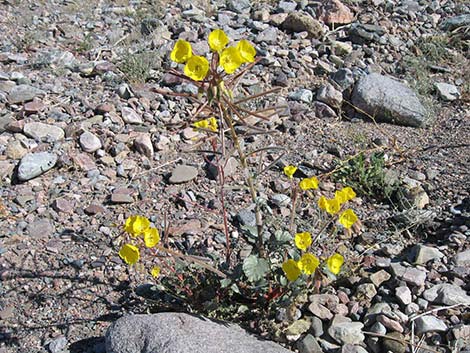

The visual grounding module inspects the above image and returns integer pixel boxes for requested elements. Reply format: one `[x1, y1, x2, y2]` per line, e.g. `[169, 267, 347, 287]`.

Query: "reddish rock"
[84, 204, 106, 215]
[319, 0, 354, 25]
[72, 153, 96, 171]
[23, 100, 45, 114]
[52, 198, 75, 213]
[95, 103, 115, 114]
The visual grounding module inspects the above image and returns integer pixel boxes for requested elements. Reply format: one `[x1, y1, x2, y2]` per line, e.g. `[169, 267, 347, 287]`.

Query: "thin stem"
[221, 106, 265, 257]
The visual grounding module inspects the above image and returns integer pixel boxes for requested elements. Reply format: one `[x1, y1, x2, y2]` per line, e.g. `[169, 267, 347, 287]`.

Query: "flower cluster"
[318, 186, 358, 229]
[170, 29, 256, 81]
[282, 230, 344, 281]
[193, 117, 218, 132]
[119, 215, 161, 278]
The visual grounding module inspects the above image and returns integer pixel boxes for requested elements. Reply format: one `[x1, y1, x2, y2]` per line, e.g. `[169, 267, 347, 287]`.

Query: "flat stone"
[441, 14, 470, 31]
[18, 152, 58, 181]
[23, 122, 65, 142]
[422, 284, 470, 305]
[412, 245, 444, 265]
[390, 263, 426, 287]
[72, 153, 96, 171]
[434, 82, 460, 101]
[169, 165, 198, 184]
[24, 100, 45, 114]
[364, 303, 392, 324]
[351, 73, 429, 127]
[328, 316, 364, 345]
[111, 190, 133, 204]
[0, 114, 13, 133]
[106, 313, 293, 353]
[414, 315, 448, 335]
[355, 283, 377, 301]
[281, 12, 324, 39]
[289, 88, 313, 103]
[308, 294, 339, 320]
[134, 133, 154, 158]
[453, 250, 470, 267]
[369, 270, 391, 287]
[84, 204, 106, 215]
[8, 84, 45, 104]
[79, 131, 102, 153]
[121, 107, 143, 124]
[52, 199, 75, 213]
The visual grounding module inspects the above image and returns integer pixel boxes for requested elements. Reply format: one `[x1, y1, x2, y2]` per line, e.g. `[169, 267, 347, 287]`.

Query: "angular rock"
[256, 27, 278, 44]
[341, 344, 368, 353]
[453, 250, 470, 267]
[381, 332, 406, 353]
[390, 263, 426, 287]
[134, 133, 154, 158]
[412, 245, 444, 265]
[121, 107, 143, 124]
[285, 319, 310, 336]
[226, 0, 251, 14]
[18, 152, 58, 181]
[27, 218, 55, 237]
[79, 131, 102, 153]
[169, 165, 198, 184]
[328, 316, 364, 345]
[319, 0, 354, 25]
[414, 315, 447, 335]
[297, 334, 323, 353]
[281, 12, 324, 39]
[289, 89, 313, 103]
[23, 122, 65, 142]
[395, 286, 412, 306]
[308, 294, 339, 320]
[434, 82, 460, 101]
[369, 270, 391, 287]
[376, 315, 404, 333]
[422, 284, 470, 305]
[5, 140, 28, 159]
[355, 283, 377, 301]
[351, 73, 428, 127]
[8, 84, 45, 104]
[316, 83, 343, 108]
[106, 313, 293, 353]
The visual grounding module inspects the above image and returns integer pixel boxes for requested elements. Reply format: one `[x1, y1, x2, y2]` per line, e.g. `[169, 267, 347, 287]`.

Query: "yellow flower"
[150, 266, 161, 278]
[193, 117, 218, 132]
[220, 46, 243, 74]
[283, 165, 297, 179]
[236, 39, 256, 63]
[298, 253, 320, 275]
[318, 196, 327, 210]
[143, 227, 160, 248]
[326, 253, 344, 275]
[325, 198, 341, 215]
[299, 176, 319, 190]
[170, 39, 192, 64]
[184, 55, 209, 81]
[342, 187, 356, 201]
[339, 209, 358, 229]
[282, 259, 301, 282]
[335, 187, 356, 204]
[208, 29, 229, 52]
[124, 215, 150, 237]
[295, 232, 312, 251]
[119, 243, 140, 265]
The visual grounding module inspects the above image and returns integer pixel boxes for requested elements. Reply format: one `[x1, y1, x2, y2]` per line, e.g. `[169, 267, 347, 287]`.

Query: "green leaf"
[274, 230, 292, 243]
[242, 255, 270, 282]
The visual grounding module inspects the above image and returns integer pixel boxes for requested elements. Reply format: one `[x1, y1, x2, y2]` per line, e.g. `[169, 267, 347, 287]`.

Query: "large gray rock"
[422, 284, 470, 305]
[351, 73, 429, 127]
[327, 316, 364, 345]
[17, 152, 58, 181]
[106, 313, 293, 353]
[23, 122, 65, 142]
[414, 315, 447, 335]
[8, 84, 45, 104]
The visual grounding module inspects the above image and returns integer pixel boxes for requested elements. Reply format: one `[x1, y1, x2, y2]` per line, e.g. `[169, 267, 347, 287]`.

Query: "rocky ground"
[0, 0, 469, 352]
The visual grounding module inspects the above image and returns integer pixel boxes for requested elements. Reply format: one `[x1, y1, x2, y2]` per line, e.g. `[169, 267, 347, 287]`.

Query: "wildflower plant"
[115, 30, 364, 331]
